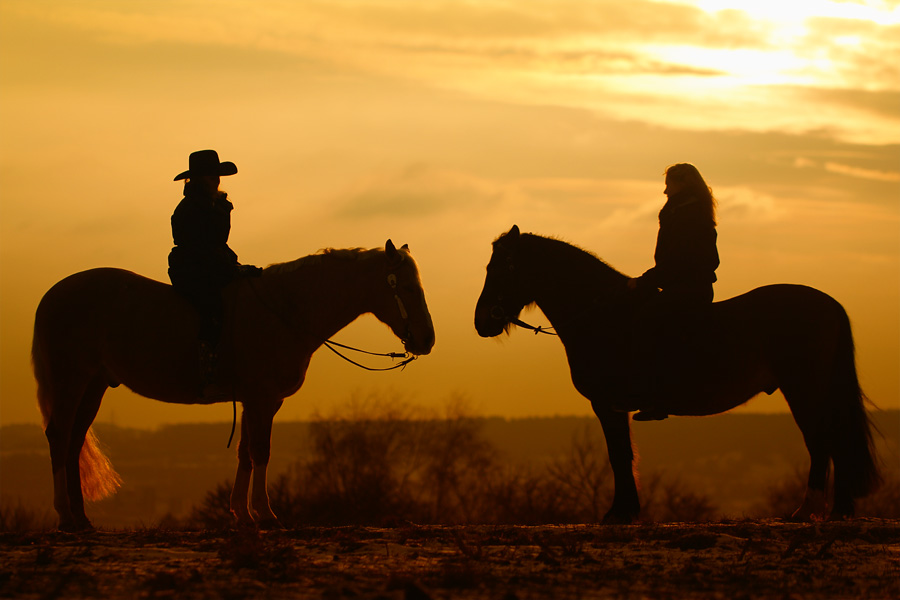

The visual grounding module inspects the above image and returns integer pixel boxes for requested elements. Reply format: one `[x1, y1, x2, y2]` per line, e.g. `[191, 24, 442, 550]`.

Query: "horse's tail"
[829, 305, 881, 501]
[76, 430, 122, 501]
[32, 319, 121, 502]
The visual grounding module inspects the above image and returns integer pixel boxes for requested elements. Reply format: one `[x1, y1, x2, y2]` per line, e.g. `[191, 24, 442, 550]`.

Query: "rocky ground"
[1, 519, 898, 599]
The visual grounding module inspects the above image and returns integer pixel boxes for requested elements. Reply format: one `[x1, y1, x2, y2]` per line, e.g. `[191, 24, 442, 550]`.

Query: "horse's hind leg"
[44, 383, 86, 530]
[44, 375, 103, 531]
[783, 387, 830, 521]
[63, 376, 107, 530]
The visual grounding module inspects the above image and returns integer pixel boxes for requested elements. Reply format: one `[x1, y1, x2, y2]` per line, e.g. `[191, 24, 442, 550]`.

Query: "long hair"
[665, 163, 717, 225]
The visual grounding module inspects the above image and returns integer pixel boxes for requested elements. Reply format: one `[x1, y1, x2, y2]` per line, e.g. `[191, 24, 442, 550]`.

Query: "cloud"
[824, 161, 900, 182]
[799, 17, 900, 90]
[335, 164, 506, 219]
[716, 186, 789, 223]
[792, 153, 900, 183]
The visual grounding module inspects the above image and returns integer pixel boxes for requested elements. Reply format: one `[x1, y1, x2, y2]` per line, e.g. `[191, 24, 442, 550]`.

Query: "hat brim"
[173, 161, 238, 181]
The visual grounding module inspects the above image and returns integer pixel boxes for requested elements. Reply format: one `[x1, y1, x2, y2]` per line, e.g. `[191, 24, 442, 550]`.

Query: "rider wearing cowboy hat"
[168, 150, 260, 390]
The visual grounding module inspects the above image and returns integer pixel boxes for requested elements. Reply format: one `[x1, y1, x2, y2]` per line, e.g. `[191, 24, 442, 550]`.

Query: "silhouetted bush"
[0, 500, 55, 532]
[640, 474, 716, 522]
[186, 394, 717, 527]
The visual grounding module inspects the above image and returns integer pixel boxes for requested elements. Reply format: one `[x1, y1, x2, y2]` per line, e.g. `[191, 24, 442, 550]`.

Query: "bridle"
[485, 242, 628, 337]
[485, 245, 558, 336]
[490, 304, 558, 336]
[321, 269, 417, 371]
[246, 268, 418, 371]
[220, 265, 418, 448]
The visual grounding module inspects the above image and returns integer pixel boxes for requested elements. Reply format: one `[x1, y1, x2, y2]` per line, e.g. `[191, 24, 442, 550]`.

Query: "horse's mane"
[264, 247, 385, 275]
[519, 233, 625, 280]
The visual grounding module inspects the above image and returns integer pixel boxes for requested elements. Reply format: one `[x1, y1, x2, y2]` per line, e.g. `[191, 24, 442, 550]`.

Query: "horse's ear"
[385, 239, 402, 264]
[501, 225, 520, 247]
[401, 243, 409, 251]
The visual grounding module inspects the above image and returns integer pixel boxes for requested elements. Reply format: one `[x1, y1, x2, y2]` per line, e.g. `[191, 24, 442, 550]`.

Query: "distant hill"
[2, 410, 897, 527]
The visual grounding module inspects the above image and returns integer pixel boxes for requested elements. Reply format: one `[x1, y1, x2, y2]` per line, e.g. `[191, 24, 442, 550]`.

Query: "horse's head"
[378, 240, 435, 356]
[474, 225, 533, 338]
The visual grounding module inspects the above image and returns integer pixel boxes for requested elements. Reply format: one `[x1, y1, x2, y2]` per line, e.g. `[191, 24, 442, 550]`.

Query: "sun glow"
[686, 0, 900, 26]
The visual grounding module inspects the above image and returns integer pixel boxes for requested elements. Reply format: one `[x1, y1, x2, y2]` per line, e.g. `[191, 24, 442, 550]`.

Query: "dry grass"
[0, 520, 897, 599]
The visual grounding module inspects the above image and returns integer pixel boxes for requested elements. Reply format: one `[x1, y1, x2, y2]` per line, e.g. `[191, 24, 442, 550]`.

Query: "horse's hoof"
[58, 519, 95, 533]
[258, 518, 285, 531]
[602, 510, 639, 525]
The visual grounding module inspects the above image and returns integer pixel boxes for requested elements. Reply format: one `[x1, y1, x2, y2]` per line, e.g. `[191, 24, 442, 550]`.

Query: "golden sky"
[1, 0, 898, 428]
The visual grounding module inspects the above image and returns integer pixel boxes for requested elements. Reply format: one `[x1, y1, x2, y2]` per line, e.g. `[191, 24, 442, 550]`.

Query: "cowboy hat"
[173, 149, 238, 181]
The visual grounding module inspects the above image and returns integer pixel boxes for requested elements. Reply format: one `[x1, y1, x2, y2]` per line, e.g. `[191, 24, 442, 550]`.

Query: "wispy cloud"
[3, 0, 897, 143]
[335, 164, 507, 219]
[824, 161, 900, 182]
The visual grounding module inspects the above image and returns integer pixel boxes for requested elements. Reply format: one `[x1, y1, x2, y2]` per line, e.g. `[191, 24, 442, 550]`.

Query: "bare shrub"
[294, 392, 502, 525]
[857, 472, 900, 518]
[483, 465, 570, 524]
[184, 394, 717, 526]
[0, 499, 55, 532]
[417, 399, 500, 523]
[543, 426, 614, 523]
[640, 474, 717, 522]
[186, 481, 233, 529]
[755, 468, 809, 518]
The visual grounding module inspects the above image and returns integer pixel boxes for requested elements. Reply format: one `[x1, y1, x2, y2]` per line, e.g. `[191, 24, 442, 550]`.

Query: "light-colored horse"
[32, 240, 435, 531]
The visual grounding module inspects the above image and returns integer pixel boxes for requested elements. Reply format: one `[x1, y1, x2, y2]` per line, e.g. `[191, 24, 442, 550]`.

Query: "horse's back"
[34, 268, 192, 357]
[39, 268, 168, 304]
[715, 283, 845, 326]
[713, 283, 849, 376]
[36, 268, 173, 330]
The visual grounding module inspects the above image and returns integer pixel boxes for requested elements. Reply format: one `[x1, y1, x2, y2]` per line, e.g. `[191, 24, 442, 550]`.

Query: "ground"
[1, 520, 897, 599]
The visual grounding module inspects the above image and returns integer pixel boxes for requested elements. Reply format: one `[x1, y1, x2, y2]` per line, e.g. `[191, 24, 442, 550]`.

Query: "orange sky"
[1, 1, 898, 429]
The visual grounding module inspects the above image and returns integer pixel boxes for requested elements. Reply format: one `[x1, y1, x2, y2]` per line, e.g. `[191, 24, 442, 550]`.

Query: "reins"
[497, 291, 631, 338]
[219, 273, 416, 447]
[245, 275, 415, 370]
[322, 339, 416, 371]
[507, 317, 558, 335]
[491, 305, 558, 336]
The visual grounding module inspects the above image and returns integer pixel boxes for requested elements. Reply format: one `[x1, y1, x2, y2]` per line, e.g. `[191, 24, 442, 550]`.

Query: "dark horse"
[474, 225, 880, 523]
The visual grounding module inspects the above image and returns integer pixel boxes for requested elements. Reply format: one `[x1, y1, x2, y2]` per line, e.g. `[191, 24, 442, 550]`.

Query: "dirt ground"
[1, 519, 897, 599]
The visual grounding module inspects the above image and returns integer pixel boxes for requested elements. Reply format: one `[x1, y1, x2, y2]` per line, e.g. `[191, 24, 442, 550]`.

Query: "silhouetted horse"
[475, 225, 880, 523]
[33, 241, 435, 531]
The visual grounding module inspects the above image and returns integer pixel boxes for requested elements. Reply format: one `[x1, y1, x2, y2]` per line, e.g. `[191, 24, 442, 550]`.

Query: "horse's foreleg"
[245, 400, 284, 528]
[230, 414, 254, 526]
[595, 407, 640, 524]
